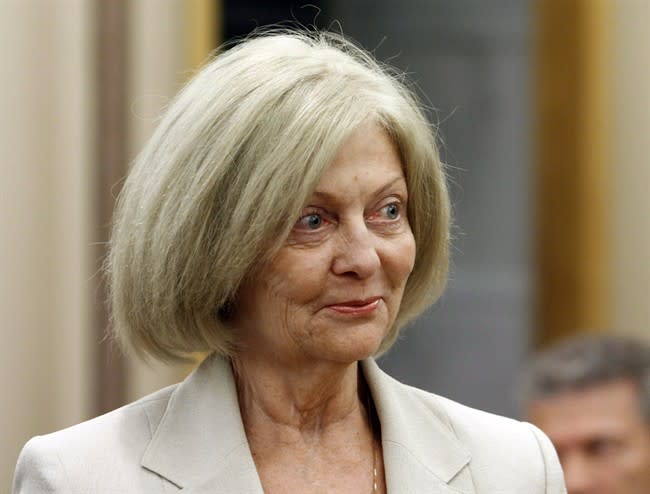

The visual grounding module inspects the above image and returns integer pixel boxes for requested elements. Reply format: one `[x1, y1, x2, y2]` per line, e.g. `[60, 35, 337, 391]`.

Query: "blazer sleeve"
[13, 436, 70, 494]
[526, 423, 567, 494]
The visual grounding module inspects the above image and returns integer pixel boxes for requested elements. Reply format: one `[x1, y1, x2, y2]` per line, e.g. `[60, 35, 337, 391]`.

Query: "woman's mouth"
[325, 297, 381, 315]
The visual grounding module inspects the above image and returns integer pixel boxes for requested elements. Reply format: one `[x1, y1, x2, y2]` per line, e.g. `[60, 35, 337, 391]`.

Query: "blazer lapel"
[140, 354, 264, 492]
[141, 355, 474, 493]
[179, 444, 263, 494]
[362, 359, 476, 494]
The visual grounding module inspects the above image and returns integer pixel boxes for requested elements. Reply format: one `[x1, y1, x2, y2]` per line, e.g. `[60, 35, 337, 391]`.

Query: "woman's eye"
[296, 213, 325, 230]
[381, 203, 401, 220]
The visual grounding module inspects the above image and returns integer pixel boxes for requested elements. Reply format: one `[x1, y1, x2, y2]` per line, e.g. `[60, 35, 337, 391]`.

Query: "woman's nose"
[331, 221, 381, 279]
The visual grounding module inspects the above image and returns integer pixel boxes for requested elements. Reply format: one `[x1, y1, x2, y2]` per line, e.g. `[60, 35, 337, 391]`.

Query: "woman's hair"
[108, 29, 451, 362]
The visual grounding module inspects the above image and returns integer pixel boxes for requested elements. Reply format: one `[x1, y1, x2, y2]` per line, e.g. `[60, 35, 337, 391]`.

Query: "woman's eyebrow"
[372, 176, 408, 198]
[311, 176, 407, 203]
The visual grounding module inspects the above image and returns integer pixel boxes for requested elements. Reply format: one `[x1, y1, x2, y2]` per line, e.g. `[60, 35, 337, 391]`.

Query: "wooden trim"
[94, 0, 128, 413]
[186, 0, 221, 71]
[535, 0, 611, 346]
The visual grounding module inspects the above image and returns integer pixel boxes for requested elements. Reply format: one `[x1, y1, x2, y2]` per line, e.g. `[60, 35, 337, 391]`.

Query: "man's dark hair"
[523, 334, 650, 422]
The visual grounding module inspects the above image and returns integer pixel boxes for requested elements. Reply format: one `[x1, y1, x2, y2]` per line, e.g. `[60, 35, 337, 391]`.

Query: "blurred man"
[524, 335, 650, 494]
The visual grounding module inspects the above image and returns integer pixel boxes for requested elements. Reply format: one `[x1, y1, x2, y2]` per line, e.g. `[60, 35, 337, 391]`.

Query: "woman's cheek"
[397, 231, 417, 279]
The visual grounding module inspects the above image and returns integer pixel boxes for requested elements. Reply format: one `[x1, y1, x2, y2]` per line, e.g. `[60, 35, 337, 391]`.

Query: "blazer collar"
[141, 353, 263, 492]
[362, 359, 474, 493]
[142, 355, 473, 493]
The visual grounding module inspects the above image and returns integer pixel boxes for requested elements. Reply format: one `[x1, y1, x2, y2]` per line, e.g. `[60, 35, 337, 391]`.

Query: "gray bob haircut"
[107, 30, 451, 362]
[522, 334, 650, 423]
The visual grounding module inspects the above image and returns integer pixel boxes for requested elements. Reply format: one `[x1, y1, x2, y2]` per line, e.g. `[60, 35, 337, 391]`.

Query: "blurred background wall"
[1, 0, 94, 489]
[612, 1, 650, 339]
[1, 0, 648, 490]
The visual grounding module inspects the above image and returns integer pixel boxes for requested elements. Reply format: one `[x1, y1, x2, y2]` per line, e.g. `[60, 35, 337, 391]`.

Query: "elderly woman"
[14, 31, 565, 493]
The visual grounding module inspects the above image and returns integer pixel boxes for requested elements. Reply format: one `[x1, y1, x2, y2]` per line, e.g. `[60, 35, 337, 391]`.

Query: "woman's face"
[234, 121, 416, 367]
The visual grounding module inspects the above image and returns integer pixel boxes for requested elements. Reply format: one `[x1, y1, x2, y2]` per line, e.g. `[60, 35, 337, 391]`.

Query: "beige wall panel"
[612, 1, 650, 335]
[0, 0, 93, 489]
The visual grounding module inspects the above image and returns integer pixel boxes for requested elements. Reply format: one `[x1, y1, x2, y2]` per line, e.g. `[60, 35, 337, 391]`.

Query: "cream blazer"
[14, 354, 566, 493]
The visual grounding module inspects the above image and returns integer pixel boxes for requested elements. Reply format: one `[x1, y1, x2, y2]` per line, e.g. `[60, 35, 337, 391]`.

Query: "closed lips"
[325, 297, 381, 313]
[327, 296, 380, 306]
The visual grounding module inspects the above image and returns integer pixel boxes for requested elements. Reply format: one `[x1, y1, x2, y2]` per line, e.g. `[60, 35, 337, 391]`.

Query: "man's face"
[529, 379, 650, 494]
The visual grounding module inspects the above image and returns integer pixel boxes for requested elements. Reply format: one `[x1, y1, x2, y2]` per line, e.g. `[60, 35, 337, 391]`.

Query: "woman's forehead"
[306, 125, 407, 206]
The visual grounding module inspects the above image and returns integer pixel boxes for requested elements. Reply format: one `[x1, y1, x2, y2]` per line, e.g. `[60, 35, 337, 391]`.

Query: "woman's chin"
[308, 324, 387, 365]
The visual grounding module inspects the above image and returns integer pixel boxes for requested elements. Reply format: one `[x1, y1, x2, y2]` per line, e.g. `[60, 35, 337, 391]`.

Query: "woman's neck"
[231, 354, 384, 493]
[231, 353, 368, 438]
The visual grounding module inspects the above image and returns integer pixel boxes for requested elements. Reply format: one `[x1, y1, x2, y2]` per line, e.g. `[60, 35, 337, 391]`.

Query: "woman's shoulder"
[403, 380, 533, 435]
[406, 381, 552, 450]
[407, 383, 564, 491]
[365, 361, 565, 493]
[13, 384, 178, 493]
[370, 361, 542, 442]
